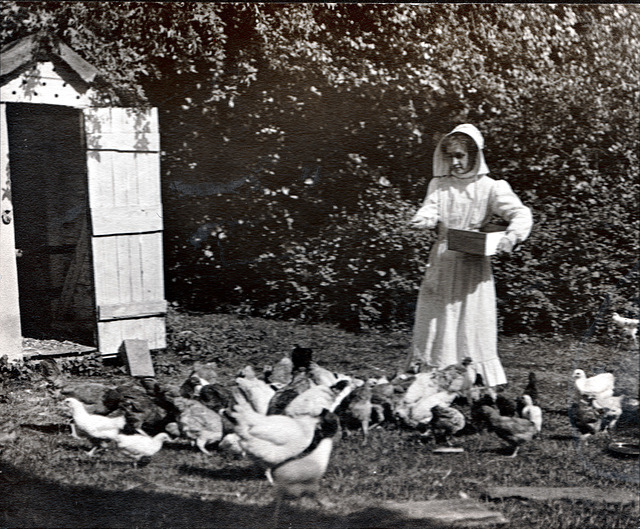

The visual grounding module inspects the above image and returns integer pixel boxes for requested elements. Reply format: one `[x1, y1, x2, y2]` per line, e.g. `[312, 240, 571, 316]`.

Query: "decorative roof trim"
[0, 33, 100, 85]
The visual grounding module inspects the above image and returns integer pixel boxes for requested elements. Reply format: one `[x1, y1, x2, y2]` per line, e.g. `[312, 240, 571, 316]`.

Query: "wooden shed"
[0, 34, 166, 360]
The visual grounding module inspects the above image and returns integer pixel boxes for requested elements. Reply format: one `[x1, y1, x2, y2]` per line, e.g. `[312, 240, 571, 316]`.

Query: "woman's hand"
[409, 215, 437, 230]
[496, 235, 516, 254]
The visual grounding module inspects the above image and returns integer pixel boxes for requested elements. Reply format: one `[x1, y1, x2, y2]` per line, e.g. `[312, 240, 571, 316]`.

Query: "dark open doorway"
[6, 103, 95, 345]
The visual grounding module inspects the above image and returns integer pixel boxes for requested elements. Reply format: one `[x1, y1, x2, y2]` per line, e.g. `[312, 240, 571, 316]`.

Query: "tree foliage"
[1, 3, 638, 337]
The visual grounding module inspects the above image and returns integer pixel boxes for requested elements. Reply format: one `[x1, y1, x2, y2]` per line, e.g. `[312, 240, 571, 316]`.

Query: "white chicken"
[114, 431, 171, 467]
[63, 397, 126, 456]
[573, 369, 615, 399]
[284, 384, 341, 418]
[228, 388, 324, 469]
[402, 371, 440, 407]
[235, 366, 276, 415]
[612, 312, 639, 347]
[520, 394, 543, 433]
[591, 394, 624, 432]
[395, 390, 458, 429]
[271, 410, 341, 526]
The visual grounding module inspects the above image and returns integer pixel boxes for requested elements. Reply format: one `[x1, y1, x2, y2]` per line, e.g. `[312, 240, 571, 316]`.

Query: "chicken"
[265, 356, 294, 388]
[309, 362, 340, 387]
[108, 382, 172, 435]
[198, 383, 234, 413]
[291, 345, 313, 372]
[218, 432, 246, 458]
[480, 405, 538, 457]
[523, 372, 539, 404]
[227, 388, 323, 469]
[335, 380, 380, 445]
[114, 431, 171, 468]
[271, 410, 341, 526]
[516, 372, 539, 416]
[573, 369, 615, 399]
[435, 357, 474, 394]
[591, 394, 624, 432]
[370, 381, 401, 424]
[267, 368, 315, 415]
[284, 384, 341, 419]
[519, 395, 542, 433]
[612, 312, 639, 347]
[173, 397, 224, 454]
[402, 371, 440, 407]
[495, 393, 518, 418]
[63, 397, 126, 455]
[569, 399, 602, 440]
[190, 361, 219, 385]
[236, 366, 276, 415]
[395, 390, 458, 429]
[428, 405, 466, 445]
[180, 374, 207, 399]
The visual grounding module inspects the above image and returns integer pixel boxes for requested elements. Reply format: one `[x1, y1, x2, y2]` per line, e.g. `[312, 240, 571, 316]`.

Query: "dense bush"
[2, 3, 638, 338]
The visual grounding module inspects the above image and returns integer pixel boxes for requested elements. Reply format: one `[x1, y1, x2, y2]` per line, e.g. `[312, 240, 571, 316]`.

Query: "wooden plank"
[140, 232, 165, 301]
[84, 107, 160, 152]
[97, 317, 165, 356]
[350, 499, 508, 528]
[0, 34, 38, 77]
[119, 339, 154, 377]
[90, 205, 162, 236]
[0, 103, 23, 361]
[484, 487, 638, 505]
[54, 40, 99, 84]
[98, 300, 167, 321]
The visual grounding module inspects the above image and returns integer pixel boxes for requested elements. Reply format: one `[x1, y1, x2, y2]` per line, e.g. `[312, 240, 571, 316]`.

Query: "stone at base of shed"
[347, 499, 508, 528]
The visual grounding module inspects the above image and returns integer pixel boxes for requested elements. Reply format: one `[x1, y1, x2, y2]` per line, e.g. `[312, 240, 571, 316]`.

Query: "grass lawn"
[1, 309, 638, 528]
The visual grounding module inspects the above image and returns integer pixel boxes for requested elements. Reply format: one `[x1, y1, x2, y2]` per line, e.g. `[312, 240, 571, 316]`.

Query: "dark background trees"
[2, 3, 638, 337]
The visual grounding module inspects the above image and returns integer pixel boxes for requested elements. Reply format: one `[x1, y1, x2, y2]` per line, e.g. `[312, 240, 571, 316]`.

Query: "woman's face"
[445, 139, 471, 176]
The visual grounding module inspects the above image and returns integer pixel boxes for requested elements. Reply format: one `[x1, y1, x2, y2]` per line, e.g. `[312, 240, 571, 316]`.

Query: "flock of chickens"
[39, 337, 636, 515]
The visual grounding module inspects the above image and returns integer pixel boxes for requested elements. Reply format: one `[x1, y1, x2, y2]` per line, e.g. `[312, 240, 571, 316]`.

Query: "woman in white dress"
[407, 124, 533, 388]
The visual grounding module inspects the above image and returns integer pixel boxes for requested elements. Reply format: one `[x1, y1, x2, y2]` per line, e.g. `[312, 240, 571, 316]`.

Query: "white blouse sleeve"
[491, 180, 533, 244]
[413, 177, 440, 225]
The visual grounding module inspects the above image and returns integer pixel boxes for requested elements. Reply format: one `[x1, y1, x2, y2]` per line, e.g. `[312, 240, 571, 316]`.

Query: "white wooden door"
[83, 107, 166, 356]
[0, 103, 22, 360]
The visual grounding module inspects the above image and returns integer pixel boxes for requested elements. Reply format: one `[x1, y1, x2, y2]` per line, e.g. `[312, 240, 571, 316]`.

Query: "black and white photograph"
[0, 3, 638, 528]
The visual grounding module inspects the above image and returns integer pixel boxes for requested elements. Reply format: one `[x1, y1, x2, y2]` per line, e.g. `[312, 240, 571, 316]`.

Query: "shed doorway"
[6, 102, 96, 345]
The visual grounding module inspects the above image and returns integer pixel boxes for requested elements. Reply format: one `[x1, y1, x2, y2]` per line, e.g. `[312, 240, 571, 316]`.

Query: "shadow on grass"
[1, 461, 454, 529]
[178, 462, 265, 481]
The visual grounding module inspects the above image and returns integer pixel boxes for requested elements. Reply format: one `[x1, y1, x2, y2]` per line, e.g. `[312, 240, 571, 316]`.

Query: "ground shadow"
[1, 461, 446, 529]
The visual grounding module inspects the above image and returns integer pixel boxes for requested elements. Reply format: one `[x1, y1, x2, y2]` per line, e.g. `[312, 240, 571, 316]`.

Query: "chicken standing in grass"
[480, 405, 538, 457]
[227, 388, 326, 474]
[519, 395, 542, 433]
[569, 399, 602, 440]
[115, 431, 171, 468]
[612, 312, 639, 347]
[573, 369, 615, 399]
[235, 366, 276, 415]
[591, 394, 624, 432]
[516, 372, 539, 416]
[173, 397, 224, 454]
[267, 368, 315, 416]
[428, 405, 466, 445]
[271, 410, 341, 526]
[335, 380, 380, 445]
[265, 356, 294, 389]
[64, 397, 126, 456]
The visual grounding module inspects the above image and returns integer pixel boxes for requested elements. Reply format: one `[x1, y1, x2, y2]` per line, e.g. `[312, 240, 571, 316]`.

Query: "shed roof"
[0, 33, 101, 85]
